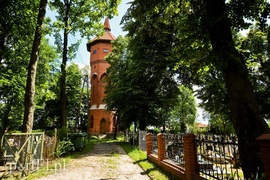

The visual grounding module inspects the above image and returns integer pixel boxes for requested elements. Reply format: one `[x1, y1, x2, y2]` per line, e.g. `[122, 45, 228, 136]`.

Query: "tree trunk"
[22, 0, 47, 133]
[139, 105, 147, 130]
[202, 0, 269, 178]
[59, 2, 70, 128]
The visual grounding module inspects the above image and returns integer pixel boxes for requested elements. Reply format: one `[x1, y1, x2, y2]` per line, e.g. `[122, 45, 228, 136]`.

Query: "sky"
[73, 0, 131, 67]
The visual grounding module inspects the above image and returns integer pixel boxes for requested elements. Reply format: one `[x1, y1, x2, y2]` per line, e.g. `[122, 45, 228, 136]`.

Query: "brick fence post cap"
[257, 133, 270, 142]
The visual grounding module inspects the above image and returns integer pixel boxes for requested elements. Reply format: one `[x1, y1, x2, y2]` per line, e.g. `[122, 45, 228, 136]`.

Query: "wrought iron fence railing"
[196, 134, 243, 180]
[164, 133, 185, 167]
[150, 134, 158, 155]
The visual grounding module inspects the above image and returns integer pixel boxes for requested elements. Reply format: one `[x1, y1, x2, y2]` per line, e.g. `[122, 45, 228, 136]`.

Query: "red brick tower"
[86, 18, 116, 135]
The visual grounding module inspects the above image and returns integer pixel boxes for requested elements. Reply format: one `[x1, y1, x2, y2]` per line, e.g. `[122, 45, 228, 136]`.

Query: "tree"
[191, 1, 269, 177]
[208, 113, 235, 134]
[66, 63, 82, 129]
[105, 36, 140, 129]
[238, 26, 270, 120]
[105, 27, 180, 130]
[33, 38, 59, 129]
[0, 0, 41, 135]
[22, 0, 48, 133]
[49, 0, 120, 128]
[169, 85, 197, 133]
[122, 0, 269, 178]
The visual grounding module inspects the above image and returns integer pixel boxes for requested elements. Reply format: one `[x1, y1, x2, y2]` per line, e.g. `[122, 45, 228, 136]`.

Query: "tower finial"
[104, 18, 111, 32]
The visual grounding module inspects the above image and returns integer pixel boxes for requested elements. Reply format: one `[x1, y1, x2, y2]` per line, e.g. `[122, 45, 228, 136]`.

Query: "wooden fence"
[43, 133, 57, 161]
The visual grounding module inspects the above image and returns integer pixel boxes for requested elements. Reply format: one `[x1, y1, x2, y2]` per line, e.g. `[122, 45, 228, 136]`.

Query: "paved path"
[37, 142, 150, 180]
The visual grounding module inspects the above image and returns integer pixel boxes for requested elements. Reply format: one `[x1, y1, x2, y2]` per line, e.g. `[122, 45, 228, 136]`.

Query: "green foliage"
[208, 114, 235, 134]
[192, 122, 208, 134]
[49, 0, 120, 39]
[66, 63, 82, 126]
[0, 0, 41, 134]
[57, 127, 68, 140]
[35, 38, 59, 106]
[45, 129, 56, 137]
[152, 127, 161, 135]
[33, 38, 59, 129]
[55, 139, 74, 158]
[106, 31, 180, 130]
[236, 26, 270, 120]
[168, 85, 197, 133]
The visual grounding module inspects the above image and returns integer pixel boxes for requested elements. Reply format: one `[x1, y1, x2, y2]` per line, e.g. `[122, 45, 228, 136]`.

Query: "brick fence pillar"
[157, 133, 166, 162]
[146, 133, 152, 156]
[257, 133, 270, 179]
[184, 133, 198, 180]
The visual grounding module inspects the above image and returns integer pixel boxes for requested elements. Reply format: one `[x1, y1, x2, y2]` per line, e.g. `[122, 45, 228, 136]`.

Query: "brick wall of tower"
[88, 109, 114, 135]
[87, 19, 115, 135]
[90, 42, 113, 66]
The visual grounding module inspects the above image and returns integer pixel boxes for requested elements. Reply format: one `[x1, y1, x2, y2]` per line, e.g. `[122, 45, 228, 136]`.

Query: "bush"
[55, 139, 73, 158]
[45, 130, 55, 137]
[58, 127, 68, 140]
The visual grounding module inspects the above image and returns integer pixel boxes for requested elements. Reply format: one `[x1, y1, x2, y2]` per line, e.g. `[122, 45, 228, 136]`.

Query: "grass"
[2, 135, 171, 180]
[117, 142, 176, 180]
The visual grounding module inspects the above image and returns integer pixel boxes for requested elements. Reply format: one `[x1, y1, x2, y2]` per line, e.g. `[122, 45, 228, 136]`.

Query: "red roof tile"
[87, 18, 115, 52]
[91, 18, 115, 41]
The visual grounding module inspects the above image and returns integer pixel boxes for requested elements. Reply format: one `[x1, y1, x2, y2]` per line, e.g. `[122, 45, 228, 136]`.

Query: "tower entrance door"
[100, 118, 106, 134]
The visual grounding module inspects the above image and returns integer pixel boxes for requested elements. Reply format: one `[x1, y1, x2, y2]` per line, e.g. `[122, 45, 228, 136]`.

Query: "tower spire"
[104, 18, 111, 32]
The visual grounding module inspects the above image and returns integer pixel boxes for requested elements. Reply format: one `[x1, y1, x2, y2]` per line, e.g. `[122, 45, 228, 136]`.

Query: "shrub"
[55, 139, 73, 158]
[57, 127, 68, 140]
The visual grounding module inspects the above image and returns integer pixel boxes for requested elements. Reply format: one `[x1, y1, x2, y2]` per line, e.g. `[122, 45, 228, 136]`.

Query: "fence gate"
[1, 132, 44, 176]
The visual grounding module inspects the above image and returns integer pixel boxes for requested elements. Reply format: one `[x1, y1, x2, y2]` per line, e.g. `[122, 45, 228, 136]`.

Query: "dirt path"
[37, 142, 150, 180]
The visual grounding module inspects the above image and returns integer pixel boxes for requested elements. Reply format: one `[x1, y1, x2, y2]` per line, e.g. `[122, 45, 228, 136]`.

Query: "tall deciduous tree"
[238, 26, 270, 120]
[106, 31, 180, 130]
[123, 0, 270, 178]
[192, 1, 269, 177]
[22, 0, 48, 133]
[66, 63, 82, 128]
[33, 38, 59, 129]
[169, 85, 196, 133]
[0, 0, 40, 135]
[49, 0, 120, 128]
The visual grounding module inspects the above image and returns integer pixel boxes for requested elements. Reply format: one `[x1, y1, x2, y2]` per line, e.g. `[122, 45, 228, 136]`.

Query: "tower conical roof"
[104, 17, 111, 31]
[87, 18, 115, 52]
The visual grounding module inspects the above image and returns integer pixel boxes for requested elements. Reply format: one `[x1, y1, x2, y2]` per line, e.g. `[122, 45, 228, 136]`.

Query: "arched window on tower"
[100, 73, 108, 103]
[91, 74, 98, 105]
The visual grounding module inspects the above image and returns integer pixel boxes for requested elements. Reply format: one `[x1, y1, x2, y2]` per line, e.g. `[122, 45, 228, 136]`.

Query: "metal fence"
[127, 132, 138, 147]
[196, 134, 243, 179]
[151, 134, 158, 155]
[164, 133, 185, 167]
[127, 130, 147, 151]
[147, 133, 243, 180]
